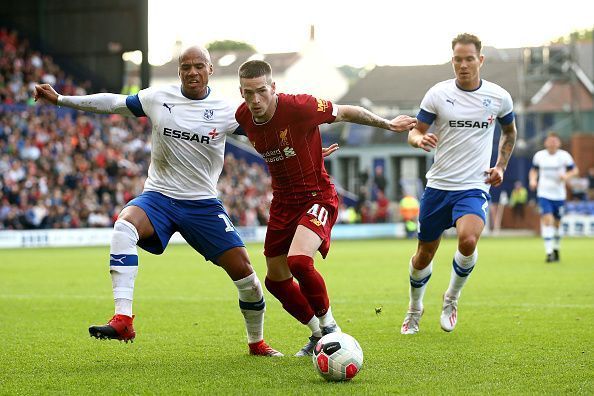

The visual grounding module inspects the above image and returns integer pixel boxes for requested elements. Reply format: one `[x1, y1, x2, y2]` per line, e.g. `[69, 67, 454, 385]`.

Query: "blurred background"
[0, 0, 593, 247]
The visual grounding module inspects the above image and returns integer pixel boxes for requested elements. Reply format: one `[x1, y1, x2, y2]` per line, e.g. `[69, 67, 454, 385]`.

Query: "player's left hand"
[485, 166, 504, 187]
[322, 143, 339, 158]
[389, 115, 417, 132]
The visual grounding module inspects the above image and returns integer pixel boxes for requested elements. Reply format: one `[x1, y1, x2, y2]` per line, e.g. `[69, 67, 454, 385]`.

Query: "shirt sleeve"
[565, 151, 576, 170]
[417, 88, 437, 125]
[128, 87, 154, 118]
[497, 91, 514, 126]
[294, 94, 336, 126]
[532, 152, 541, 168]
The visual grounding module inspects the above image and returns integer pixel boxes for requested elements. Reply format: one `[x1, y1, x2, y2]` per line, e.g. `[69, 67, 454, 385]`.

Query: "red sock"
[287, 255, 329, 317]
[264, 277, 314, 324]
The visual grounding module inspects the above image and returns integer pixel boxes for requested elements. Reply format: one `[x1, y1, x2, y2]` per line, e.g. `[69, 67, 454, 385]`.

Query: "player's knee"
[287, 255, 314, 276]
[458, 235, 478, 255]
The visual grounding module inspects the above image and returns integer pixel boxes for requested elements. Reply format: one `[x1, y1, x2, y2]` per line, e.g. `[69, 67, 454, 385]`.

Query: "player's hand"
[529, 179, 537, 191]
[322, 143, 339, 158]
[485, 166, 504, 187]
[389, 115, 417, 132]
[415, 133, 438, 152]
[33, 84, 59, 105]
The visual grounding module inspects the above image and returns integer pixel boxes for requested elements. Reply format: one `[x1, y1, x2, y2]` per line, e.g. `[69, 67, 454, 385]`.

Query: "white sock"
[542, 225, 554, 254]
[553, 227, 561, 251]
[409, 258, 432, 311]
[307, 315, 322, 337]
[446, 249, 478, 300]
[234, 272, 265, 344]
[110, 219, 139, 317]
[318, 306, 336, 328]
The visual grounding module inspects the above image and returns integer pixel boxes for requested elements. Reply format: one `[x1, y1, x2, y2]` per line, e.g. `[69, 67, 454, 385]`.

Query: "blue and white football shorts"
[537, 197, 565, 219]
[125, 191, 245, 263]
[418, 187, 491, 242]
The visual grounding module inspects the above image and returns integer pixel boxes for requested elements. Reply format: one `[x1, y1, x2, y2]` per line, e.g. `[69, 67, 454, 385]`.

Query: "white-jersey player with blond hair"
[34, 46, 282, 356]
[401, 33, 517, 334]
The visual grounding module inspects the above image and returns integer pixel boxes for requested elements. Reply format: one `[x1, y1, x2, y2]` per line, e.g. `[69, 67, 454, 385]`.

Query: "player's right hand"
[33, 84, 59, 105]
[416, 133, 438, 152]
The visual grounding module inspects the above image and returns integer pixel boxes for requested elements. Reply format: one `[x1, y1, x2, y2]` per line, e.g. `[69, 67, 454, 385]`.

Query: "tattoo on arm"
[341, 105, 389, 129]
[496, 122, 517, 170]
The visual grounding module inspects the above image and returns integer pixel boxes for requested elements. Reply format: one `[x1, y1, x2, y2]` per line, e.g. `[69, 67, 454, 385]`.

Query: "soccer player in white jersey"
[529, 132, 578, 263]
[33, 46, 282, 356]
[400, 33, 518, 334]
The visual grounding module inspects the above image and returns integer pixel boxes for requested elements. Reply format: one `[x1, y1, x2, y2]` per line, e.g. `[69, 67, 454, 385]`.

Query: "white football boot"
[440, 295, 458, 332]
[400, 308, 423, 334]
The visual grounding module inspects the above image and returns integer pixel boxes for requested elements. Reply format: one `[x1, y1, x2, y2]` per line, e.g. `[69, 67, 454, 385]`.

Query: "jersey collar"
[180, 86, 211, 100]
[455, 79, 482, 92]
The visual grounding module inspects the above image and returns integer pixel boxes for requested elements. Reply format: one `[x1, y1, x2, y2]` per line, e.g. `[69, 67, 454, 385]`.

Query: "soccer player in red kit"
[236, 60, 417, 356]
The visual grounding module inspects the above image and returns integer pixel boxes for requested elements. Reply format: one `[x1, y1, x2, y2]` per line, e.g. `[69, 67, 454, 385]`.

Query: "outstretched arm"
[34, 84, 134, 116]
[485, 121, 517, 187]
[334, 105, 416, 132]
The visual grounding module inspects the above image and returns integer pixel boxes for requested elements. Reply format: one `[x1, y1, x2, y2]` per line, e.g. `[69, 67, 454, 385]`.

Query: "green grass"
[0, 237, 592, 395]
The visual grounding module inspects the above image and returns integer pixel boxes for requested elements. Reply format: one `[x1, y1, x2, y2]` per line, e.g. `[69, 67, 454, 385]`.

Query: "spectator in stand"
[509, 180, 528, 220]
[374, 190, 391, 223]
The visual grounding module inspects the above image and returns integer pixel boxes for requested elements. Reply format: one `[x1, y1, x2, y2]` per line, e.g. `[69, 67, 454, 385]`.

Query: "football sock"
[265, 277, 315, 324]
[317, 306, 336, 328]
[553, 226, 561, 251]
[446, 249, 478, 299]
[409, 258, 432, 311]
[542, 225, 554, 254]
[110, 219, 139, 317]
[306, 315, 323, 337]
[234, 272, 266, 344]
[287, 255, 329, 317]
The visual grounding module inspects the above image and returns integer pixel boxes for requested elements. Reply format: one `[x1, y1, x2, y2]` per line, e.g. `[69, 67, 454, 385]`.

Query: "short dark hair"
[238, 60, 272, 82]
[452, 33, 482, 53]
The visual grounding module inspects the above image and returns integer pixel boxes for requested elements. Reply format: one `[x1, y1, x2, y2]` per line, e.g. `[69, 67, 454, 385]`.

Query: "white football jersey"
[127, 85, 240, 200]
[418, 79, 514, 192]
[532, 149, 575, 200]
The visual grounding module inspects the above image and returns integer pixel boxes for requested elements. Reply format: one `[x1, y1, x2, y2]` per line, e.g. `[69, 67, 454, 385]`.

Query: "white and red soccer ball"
[312, 332, 363, 381]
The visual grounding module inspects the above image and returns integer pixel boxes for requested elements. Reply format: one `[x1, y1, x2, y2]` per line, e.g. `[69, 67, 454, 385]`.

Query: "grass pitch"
[0, 237, 592, 395]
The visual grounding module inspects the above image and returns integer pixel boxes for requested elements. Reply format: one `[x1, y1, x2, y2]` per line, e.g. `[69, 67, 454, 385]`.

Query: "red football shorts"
[264, 193, 339, 258]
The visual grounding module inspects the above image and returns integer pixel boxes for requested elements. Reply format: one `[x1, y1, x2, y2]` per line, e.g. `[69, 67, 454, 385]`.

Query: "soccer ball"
[312, 332, 363, 381]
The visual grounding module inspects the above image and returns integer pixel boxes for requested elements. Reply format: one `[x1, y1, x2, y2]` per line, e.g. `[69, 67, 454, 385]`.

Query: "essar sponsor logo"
[448, 120, 489, 128]
[163, 127, 212, 144]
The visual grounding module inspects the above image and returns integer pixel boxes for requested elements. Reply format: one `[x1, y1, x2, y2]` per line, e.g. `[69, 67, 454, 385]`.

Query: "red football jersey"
[236, 93, 337, 204]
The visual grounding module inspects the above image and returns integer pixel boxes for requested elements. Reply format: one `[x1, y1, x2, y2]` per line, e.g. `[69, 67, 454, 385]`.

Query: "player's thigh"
[124, 192, 178, 254]
[266, 254, 291, 281]
[538, 197, 557, 225]
[119, 205, 155, 239]
[418, 188, 452, 242]
[292, 195, 339, 258]
[177, 199, 244, 263]
[288, 225, 323, 257]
